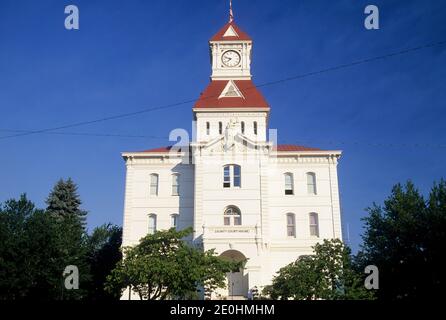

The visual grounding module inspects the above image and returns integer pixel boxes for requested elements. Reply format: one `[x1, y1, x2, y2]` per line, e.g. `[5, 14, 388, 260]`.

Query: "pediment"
[199, 133, 260, 154]
[223, 25, 238, 37]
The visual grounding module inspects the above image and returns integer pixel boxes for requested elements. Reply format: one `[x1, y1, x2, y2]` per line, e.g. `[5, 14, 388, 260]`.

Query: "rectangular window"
[307, 173, 317, 195]
[287, 214, 296, 237]
[206, 122, 210, 135]
[253, 122, 258, 135]
[172, 174, 179, 196]
[241, 121, 245, 134]
[219, 122, 223, 134]
[171, 214, 178, 229]
[233, 165, 241, 187]
[234, 216, 241, 226]
[309, 213, 319, 237]
[285, 173, 294, 195]
[224, 217, 231, 226]
[223, 166, 231, 188]
[148, 215, 157, 235]
[150, 174, 158, 196]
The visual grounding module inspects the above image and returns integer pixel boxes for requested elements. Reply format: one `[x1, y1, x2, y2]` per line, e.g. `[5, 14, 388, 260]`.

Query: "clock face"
[222, 50, 241, 67]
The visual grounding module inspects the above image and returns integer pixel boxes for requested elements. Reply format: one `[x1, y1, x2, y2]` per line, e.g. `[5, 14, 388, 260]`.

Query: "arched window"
[284, 173, 294, 195]
[150, 174, 159, 196]
[241, 121, 245, 134]
[306, 172, 317, 195]
[253, 121, 258, 135]
[286, 213, 296, 237]
[219, 122, 223, 134]
[223, 164, 241, 188]
[171, 214, 179, 230]
[309, 212, 319, 237]
[224, 206, 241, 226]
[172, 173, 180, 196]
[206, 122, 210, 135]
[148, 214, 157, 234]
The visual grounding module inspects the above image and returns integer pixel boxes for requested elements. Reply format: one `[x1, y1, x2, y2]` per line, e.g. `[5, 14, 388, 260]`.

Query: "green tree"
[105, 227, 241, 300]
[263, 239, 373, 300]
[85, 224, 122, 300]
[46, 178, 90, 299]
[358, 180, 446, 300]
[0, 195, 63, 300]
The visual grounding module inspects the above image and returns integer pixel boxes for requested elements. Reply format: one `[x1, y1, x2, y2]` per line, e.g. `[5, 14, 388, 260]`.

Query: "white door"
[228, 271, 245, 297]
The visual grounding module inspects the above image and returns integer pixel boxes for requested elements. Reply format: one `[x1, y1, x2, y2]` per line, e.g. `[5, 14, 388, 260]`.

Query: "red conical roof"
[210, 21, 252, 42]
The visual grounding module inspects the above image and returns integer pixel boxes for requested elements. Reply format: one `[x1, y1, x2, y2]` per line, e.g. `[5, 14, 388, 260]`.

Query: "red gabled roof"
[135, 144, 323, 154]
[137, 146, 191, 153]
[210, 22, 252, 41]
[274, 144, 323, 152]
[140, 146, 173, 153]
[194, 80, 269, 109]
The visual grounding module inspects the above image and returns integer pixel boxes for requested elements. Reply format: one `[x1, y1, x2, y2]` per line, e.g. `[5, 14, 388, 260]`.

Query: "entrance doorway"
[219, 250, 248, 299]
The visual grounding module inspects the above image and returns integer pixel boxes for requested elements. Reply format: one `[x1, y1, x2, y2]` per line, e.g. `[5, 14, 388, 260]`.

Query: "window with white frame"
[150, 174, 159, 196]
[253, 121, 258, 135]
[309, 212, 319, 237]
[307, 172, 317, 195]
[284, 173, 294, 195]
[206, 122, 210, 135]
[286, 213, 296, 237]
[219, 122, 223, 135]
[171, 214, 179, 230]
[223, 165, 241, 188]
[172, 174, 180, 196]
[224, 206, 241, 226]
[148, 214, 157, 234]
[241, 121, 245, 134]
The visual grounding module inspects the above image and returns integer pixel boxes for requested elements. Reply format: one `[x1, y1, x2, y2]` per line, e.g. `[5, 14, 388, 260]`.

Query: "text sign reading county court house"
[214, 229, 250, 233]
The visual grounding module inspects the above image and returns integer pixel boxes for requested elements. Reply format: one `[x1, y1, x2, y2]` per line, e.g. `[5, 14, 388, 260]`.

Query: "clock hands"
[222, 51, 239, 66]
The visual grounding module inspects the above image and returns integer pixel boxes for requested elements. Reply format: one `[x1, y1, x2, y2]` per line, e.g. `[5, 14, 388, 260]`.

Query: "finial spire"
[229, 0, 234, 23]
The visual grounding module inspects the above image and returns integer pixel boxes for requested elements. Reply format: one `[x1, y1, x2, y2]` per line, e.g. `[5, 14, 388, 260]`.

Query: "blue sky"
[0, 0, 445, 252]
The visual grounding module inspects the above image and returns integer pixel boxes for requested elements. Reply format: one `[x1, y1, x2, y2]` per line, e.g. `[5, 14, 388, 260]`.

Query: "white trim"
[209, 40, 252, 44]
[218, 80, 245, 99]
[223, 25, 238, 37]
[193, 107, 270, 112]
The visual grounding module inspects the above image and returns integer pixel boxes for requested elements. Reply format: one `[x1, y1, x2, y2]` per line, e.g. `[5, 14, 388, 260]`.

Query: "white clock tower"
[209, 5, 252, 80]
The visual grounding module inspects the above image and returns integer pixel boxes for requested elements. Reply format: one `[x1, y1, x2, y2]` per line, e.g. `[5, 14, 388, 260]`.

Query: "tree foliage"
[45, 178, 90, 299]
[85, 224, 122, 300]
[0, 194, 78, 299]
[358, 180, 446, 300]
[105, 227, 242, 300]
[0, 179, 122, 300]
[263, 239, 373, 300]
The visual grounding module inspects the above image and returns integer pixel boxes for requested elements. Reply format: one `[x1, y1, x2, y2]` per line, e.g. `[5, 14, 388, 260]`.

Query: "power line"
[256, 40, 446, 88]
[292, 140, 446, 149]
[1, 128, 444, 149]
[1, 39, 445, 141]
[0, 129, 165, 139]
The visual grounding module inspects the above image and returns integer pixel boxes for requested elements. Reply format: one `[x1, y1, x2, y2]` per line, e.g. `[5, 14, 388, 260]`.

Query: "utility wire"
[1, 129, 444, 149]
[1, 39, 445, 141]
[0, 129, 165, 139]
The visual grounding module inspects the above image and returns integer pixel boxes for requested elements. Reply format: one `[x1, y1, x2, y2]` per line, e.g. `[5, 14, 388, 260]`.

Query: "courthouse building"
[121, 7, 343, 299]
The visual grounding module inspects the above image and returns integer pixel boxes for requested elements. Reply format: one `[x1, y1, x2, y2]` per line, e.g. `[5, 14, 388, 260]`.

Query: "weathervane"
[229, 0, 234, 23]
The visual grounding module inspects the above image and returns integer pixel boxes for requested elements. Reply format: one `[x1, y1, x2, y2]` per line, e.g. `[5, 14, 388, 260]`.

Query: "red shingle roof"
[137, 144, 322, 153]
[140, 146, 173, 153]
[274, 144, 322, 152]
[210, 22, 252, 42]
[194, 80, 269, 109]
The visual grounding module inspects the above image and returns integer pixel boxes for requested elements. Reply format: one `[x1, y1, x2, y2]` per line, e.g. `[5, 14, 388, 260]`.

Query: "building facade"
[121, 11, 342, 300]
